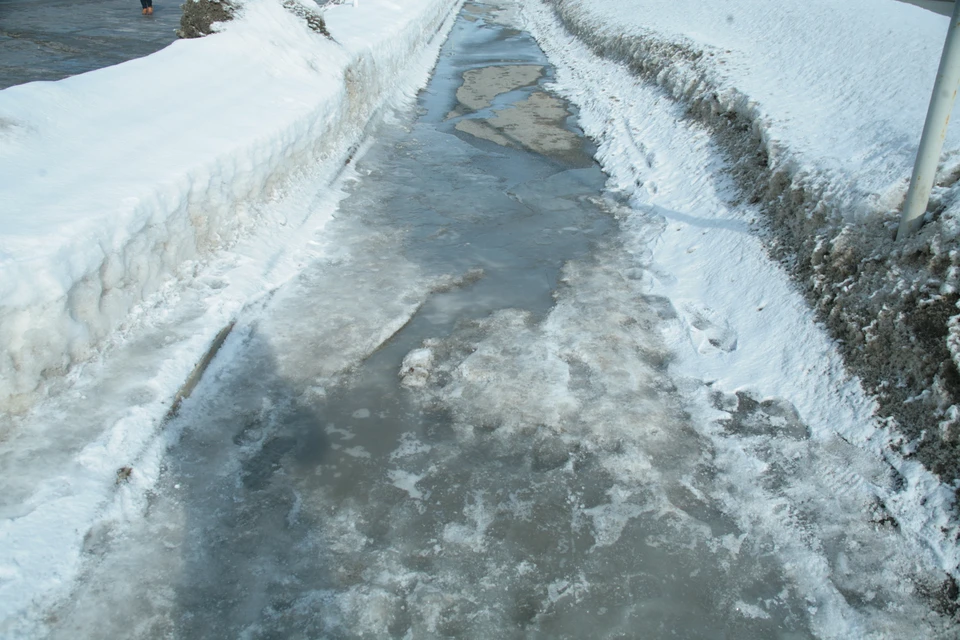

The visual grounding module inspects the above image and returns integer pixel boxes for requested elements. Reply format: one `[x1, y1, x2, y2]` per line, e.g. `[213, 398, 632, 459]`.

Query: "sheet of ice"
[393, 250, 824, 635]
[0, 0, 463, 633]
[396, 207, 953, 635]
[7, 185, 446, 638]
[29, 143, 475, 637]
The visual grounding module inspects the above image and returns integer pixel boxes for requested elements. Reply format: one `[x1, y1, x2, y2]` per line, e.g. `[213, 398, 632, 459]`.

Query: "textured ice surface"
[37, 205, 441, 639]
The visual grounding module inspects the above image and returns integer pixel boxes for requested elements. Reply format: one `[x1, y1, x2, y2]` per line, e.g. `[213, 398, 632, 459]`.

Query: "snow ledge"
[0, 0, 460, 415]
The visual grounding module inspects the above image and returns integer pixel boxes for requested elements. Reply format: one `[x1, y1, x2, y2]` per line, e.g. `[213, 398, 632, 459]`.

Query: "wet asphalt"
[0, 0, 180, 89]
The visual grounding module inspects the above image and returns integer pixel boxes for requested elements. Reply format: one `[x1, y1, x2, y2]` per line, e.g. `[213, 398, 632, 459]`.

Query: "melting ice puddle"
[40, 1, 952, 638]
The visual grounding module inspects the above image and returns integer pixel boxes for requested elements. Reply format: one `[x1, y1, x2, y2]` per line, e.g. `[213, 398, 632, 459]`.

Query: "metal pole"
[897, 0, 960, 240]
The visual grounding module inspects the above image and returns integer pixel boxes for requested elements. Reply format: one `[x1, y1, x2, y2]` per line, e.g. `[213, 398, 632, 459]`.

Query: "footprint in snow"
[683, 303, 738, 353]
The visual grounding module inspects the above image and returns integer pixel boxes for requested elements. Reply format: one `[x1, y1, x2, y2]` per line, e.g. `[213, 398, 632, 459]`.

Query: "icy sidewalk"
[29, 4, 834, 635]
[30, 1, 960, 636]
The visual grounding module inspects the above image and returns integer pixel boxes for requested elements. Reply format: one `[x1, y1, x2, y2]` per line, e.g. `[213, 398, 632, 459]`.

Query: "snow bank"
[536, 0, 960, 483]
[0, 0, 458, 415]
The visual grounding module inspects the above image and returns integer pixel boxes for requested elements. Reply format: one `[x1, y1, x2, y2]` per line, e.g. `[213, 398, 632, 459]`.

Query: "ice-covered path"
[19, 2, 956, 638]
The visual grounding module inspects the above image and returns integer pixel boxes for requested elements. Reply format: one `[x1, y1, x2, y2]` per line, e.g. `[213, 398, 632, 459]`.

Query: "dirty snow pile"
[0, 0, 461, 631]
[0, 0, 458, 414]
[535, 0, 960, 484]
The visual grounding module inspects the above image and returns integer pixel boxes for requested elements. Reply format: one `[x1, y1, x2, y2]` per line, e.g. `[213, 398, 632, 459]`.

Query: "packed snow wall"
[539, 0, 960, 485]
[0, 0, 460, 415]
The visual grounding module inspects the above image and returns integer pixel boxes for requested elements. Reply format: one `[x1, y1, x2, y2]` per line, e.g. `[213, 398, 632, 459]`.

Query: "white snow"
[442, 491, 495, 552]
[734, 600, 772, 620]
[529, 3, 960, 470]
[388, 468, 426, 499]
[399, 346, 435, 387]
[582, 485, 652, 548]
[389, 432, 433, 459]
[0, 0, 459, 412]
[343, 445, 372, 458]
[542, 0, 959, 213]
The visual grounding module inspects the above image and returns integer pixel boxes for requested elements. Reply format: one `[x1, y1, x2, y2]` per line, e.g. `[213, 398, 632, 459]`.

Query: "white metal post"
[897, 0, 960, 240]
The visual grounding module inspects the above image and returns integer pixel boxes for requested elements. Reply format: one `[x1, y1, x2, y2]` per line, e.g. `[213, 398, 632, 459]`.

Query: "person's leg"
[146, 0, 152, 14]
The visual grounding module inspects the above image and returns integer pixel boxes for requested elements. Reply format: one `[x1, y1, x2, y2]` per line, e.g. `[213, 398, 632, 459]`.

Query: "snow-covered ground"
[544, 0, 957, 199]
[3, 0, 960, 635]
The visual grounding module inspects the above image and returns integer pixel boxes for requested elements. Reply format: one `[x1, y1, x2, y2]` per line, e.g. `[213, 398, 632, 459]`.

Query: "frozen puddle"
[41, 2, 954, 638]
